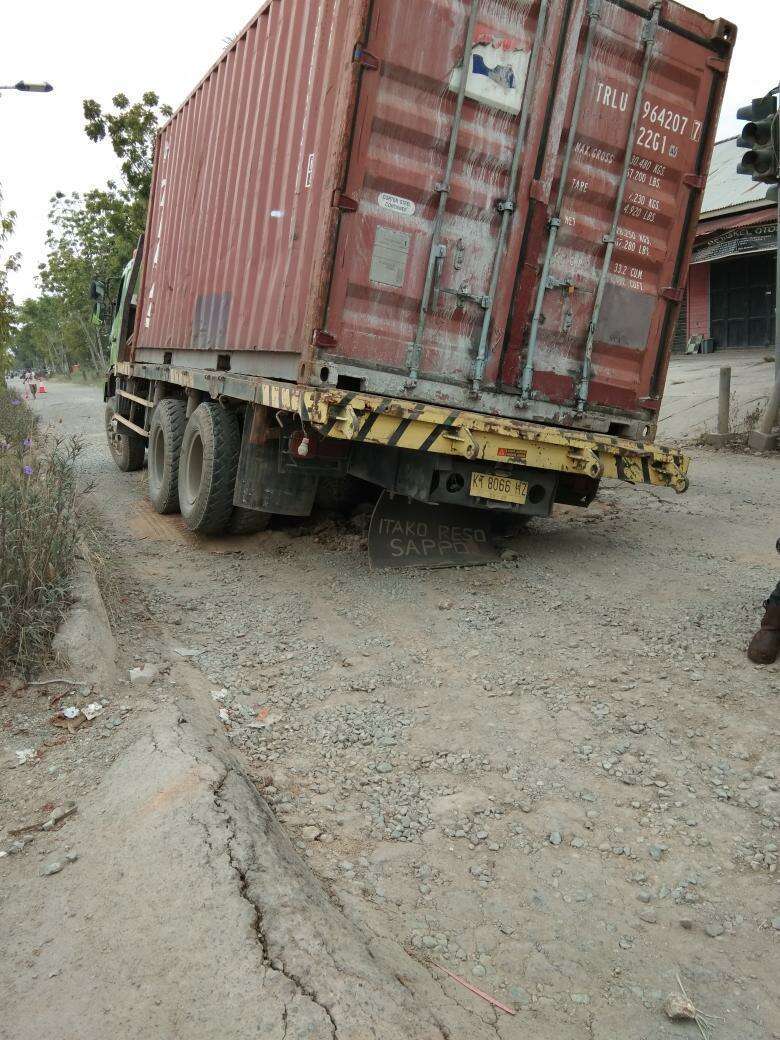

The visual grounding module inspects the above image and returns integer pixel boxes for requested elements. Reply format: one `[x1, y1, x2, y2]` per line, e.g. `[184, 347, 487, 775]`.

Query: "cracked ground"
[1, 378, 778, 1040]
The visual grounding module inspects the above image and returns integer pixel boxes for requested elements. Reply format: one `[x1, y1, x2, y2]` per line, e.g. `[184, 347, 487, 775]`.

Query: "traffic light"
[736, 94, 779, 186]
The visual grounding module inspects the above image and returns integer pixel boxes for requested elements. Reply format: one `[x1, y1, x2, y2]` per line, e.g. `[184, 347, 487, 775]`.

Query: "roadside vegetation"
[0, 91, 169, 673]
[0, 382, 82, 676]
[0, 188, 20, 378]
[695, 393, 767, 451]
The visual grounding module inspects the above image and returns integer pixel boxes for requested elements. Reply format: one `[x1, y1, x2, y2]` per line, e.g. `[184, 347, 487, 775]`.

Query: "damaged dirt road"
[2, 378, 778, 1040]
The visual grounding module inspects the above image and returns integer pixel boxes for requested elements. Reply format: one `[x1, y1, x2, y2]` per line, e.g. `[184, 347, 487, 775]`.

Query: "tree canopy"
[6, 91, 170, 375]
[83, 91, 172, 202]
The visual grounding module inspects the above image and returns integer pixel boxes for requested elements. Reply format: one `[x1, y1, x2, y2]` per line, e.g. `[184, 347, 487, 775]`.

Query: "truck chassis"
[106, 360, 689, 545]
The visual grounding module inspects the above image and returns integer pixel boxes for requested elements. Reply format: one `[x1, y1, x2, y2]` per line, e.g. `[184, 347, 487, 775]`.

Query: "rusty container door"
[322, 0, 733, 431]
[502, 0, 734, 424]
[135, 0, 363, 363]
[323, 0, 555, 391]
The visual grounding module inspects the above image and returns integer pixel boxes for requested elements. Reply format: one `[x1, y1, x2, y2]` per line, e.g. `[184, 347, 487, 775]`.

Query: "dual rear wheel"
[109, 394, 359, 536]
[147, 400, 268, 536]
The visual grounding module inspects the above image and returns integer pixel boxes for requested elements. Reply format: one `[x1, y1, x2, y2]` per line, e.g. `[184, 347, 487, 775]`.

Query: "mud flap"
[368, 491, 498, 571]
[234, 409, 317, 517]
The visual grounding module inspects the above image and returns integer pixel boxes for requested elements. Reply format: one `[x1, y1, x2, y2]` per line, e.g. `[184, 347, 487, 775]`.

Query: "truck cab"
[108, 256, 140, 366]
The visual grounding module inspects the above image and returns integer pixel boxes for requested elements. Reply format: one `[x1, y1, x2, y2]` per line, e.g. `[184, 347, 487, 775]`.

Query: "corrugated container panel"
[324, 0, 733, 423]
[526, 0, 728, 414]
[137, 0, 363, 358]
[136, 0, 734, 435]
[326, 0, 553, 384]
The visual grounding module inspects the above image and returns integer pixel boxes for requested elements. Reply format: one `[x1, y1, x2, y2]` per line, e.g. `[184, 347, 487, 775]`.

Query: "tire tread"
[179, 403, 240, 535]
[148, 398, 187, 514]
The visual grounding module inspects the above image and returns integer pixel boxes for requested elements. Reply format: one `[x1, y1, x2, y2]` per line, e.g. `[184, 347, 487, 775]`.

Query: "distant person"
[29, 376, 38, 400]
[748, 542, 780, 664]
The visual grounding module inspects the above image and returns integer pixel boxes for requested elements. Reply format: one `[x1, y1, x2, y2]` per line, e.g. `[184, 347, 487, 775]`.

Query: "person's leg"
[748, 581, 780, 664]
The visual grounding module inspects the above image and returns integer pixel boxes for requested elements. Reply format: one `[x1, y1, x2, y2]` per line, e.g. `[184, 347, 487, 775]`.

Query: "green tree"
[13, 91, 170, 374]
[11, 295, 65, 372]
[83, 91, 172, 204]
[36, 185, 145, 370]
[0, 187, 20, 374]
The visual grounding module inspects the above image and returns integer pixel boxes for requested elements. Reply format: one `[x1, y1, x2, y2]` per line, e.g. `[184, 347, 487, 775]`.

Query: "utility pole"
[736, 86, 780, 449]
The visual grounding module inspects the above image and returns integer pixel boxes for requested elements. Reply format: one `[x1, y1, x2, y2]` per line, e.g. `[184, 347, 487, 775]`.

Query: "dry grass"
[0, 383, 83, 676]
[694, 393, 766, 450]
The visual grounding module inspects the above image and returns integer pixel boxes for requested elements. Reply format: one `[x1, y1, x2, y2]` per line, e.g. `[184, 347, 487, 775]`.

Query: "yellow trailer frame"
[115, 362, 689, 493]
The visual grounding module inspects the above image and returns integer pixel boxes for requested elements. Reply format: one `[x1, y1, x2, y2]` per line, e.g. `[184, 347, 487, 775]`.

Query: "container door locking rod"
[470, 0, 551, 398]
[518, 0, 603, 403]
[574, 2, 661, 413]
[405, 0, 481, 389]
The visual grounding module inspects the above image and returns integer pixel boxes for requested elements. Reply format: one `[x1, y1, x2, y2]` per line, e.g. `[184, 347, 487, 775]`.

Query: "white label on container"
[305, 152, 315, 189]
[370, 226, 411, 289]
[145, 283, 155, 329]
[449, 35, 530, 115]
[378, 192, 416, 217]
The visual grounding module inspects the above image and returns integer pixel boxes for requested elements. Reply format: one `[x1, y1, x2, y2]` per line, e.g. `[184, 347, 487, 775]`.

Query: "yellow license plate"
[470, 472, 529, 505]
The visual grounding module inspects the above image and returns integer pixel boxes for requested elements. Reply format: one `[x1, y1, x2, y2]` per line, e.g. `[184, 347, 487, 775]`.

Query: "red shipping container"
[134, 0, 734, 440]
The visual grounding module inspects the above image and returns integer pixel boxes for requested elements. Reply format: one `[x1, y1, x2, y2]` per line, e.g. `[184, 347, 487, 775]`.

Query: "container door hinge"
[683, 173, 706, 191]
[313, 329, 338, 350]
[353, 45, 380, 70]
[661, 286, 685, 303]
[332, 191, 359, 212]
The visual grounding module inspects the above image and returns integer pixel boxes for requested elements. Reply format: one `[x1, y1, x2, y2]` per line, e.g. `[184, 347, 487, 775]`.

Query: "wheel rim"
[182, 431, 204, 510]
[106, 414, 123, 459]
[150, 425, 164, 490]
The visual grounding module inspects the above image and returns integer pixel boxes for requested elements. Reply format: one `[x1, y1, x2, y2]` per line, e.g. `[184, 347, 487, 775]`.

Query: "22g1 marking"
[636, 127, 672, 156]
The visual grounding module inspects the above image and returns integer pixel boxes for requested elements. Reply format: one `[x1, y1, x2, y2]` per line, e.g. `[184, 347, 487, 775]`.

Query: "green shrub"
[0, 383, 82, 676]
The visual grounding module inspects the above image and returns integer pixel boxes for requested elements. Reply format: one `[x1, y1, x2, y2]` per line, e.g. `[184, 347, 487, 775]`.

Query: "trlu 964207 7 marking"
[595, 80, 702, 160]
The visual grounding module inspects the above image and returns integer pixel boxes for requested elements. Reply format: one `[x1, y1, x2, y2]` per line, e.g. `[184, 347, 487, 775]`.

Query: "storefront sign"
[692, 221, 777, 264]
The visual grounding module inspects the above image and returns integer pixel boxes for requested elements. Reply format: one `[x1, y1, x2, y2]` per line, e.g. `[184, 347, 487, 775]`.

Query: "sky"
[1, 0, 776, 303]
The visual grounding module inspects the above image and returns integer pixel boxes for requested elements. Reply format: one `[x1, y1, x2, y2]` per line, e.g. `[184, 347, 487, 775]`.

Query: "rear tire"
[105, 396, 145, 472]
[148, 398, 187, 514]
[178, 403, 240, 535]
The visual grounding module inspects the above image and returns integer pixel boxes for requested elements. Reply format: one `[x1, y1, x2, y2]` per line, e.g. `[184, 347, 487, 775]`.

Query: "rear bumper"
[302, 387, 689, 495]
[114, 362, 689, 494]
